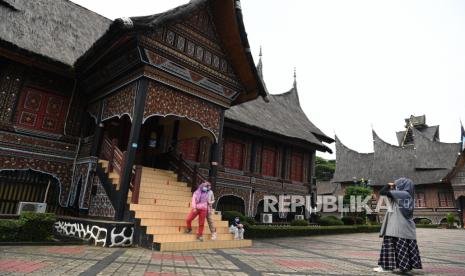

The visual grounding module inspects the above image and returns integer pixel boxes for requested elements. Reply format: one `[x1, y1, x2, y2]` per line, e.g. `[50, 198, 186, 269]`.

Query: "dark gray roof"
[332, 136, 373, 182]
[334, 128, 460, 186]
[225, 86, 333, 152]
[412, 127, 460, 169]
[0, 0, 111, 66]
[317, 181, 340, 195]
[396, 125, 439, 146]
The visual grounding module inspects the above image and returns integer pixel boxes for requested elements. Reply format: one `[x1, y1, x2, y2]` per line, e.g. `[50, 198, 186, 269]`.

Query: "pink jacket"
[191, 183, 209, 210]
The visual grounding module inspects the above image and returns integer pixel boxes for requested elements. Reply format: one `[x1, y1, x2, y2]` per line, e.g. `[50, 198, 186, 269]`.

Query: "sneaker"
[185, 228, 192, 234]
[197, 236, 204, 242]
[373, 266, 389, 273]
[211, 232, 217, 240]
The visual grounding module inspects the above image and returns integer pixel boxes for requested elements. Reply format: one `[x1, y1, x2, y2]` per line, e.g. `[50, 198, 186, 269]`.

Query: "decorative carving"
[0, 65, 24, 123]
[88, 174, 116, 218]
[102, 83, 136, 121]
[15, 87, 69, 134]
[0, 131, 76, 158]
[0, 151, 73, 206]
[144, 81, 221, 139]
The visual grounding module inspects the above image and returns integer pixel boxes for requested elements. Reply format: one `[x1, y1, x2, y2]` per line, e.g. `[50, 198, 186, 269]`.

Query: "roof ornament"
[257, 46, 263, 78]
[293, 67, 297, 89]
[118, 17, 134, 29]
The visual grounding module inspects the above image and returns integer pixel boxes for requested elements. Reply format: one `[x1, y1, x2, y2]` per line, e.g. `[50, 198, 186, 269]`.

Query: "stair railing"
[99, 135, 143, 205]
[164, 151, 207, 192]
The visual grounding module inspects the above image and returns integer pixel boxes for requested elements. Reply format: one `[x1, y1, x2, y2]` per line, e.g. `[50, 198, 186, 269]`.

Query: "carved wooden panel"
[0, 150, 73, 206]
[0, 65, 24, 123]
[144, 81, 221, 139]
[102, 83, 136, 121]
[15, 87, 69, 134]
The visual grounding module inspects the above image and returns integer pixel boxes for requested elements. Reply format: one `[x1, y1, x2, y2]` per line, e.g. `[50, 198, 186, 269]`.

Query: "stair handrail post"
[192, 164, 199, 192]
[108, 138, 118, 173]
[131, 165, 142, 204]
[118, 150, 128, 188]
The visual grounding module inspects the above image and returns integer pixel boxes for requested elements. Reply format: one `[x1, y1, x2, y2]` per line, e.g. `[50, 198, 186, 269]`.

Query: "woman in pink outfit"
[185, 182, 209, 241]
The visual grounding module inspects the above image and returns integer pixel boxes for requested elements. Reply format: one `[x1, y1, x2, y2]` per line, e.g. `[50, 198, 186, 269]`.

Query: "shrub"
[318, 216, 344, 226]
[18, 212, 56, 241]
[341, 216, 355, 225]
[0, 219, 23, 241]
[221, 210, 244, 223]
[355, 217, 365, 225]
[244, 224, 381, 239]
[290, 219, 309, 226]
[416, 218, 431, 225]
[416, 224, 440, 229]
[221, 210, 256, 226]
[445, 213, 457, 228]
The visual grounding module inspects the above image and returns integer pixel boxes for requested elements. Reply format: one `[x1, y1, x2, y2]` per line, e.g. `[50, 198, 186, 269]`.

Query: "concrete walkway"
[1, 228, 464, 275]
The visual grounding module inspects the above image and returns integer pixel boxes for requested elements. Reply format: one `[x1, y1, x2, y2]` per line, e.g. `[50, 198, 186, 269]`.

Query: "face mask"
[202, 187, 208, 192]
[235, 218, 240, 222]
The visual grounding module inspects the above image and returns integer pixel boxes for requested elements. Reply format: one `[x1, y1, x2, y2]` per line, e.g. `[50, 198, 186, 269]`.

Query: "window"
[223, 140, 244, 170]
[290, 152, 303, 182]
[178, 138, 199, 162]
[415, 191, 426, 207]
[261, 147, 276, 177]
[15, 87, 68, 134]
[438, 192, 454, 207]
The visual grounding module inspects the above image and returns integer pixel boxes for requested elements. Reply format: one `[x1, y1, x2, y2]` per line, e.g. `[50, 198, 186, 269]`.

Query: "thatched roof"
[0, 0, 111, 66]
[332, 135, 373, 182]
[333, 125, 461, 186]
[225, 84, 333, 152]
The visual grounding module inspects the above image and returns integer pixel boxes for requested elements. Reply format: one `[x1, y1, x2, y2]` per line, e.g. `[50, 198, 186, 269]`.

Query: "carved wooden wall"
[144, 81, 221, 139]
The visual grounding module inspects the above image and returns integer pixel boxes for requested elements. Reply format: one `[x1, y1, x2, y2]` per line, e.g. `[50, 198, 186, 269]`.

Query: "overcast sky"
[73, 0, 465, 159]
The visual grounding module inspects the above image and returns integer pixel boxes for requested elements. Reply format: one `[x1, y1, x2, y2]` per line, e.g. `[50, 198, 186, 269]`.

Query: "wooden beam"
[116, 77, 149, 221]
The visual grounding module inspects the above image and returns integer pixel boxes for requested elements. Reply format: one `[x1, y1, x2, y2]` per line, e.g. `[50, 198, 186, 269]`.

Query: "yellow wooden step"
[133, 193, 192, 201]
[129, 207, 221, 219]
[142, 167, 177, 175]
[136, 188, 192, 197]
[139, 179, 188, 187]
[142, 216, 228, 227]
[140, 175, 178, 181]
[140, 181, 191, 191]
[154, 233, 233, 243]
[156, 239, 252, 251]
[145, 225, 230, 235]
[140, 218, 228, 227]
[130, 204, 191, 212]
[133, 198, 191, 207]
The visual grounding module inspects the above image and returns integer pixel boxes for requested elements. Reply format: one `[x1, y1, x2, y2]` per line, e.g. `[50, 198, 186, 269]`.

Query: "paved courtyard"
[0, 228, 464, 276]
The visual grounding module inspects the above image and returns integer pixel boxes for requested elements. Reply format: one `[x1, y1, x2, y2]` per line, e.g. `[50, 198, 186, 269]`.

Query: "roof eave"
[209, 0, 267, 106]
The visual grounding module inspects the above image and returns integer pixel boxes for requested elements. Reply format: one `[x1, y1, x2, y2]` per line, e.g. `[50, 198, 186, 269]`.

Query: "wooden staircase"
[98, 160, 252, 251]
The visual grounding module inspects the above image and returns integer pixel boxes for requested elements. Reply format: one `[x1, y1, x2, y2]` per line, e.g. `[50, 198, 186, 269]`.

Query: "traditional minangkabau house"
[0, 0, 332, 250]
[332, 115, 462, 224]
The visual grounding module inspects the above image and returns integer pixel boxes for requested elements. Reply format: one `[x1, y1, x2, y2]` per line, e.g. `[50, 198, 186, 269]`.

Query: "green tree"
[315, 156, 335, 181]
[343, 185, 373, 225]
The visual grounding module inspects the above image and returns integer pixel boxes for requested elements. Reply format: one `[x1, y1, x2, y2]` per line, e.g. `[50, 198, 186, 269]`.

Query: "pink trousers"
[186, 209, 207, 236]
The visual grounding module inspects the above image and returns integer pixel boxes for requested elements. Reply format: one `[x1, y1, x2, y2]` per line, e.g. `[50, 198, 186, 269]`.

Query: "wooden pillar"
[209, 110, 225, 190]
[309, 150, 317, 207]
[250, 139, 257, 173]
[90, 102, 104, 157]
[116, 78, 149, 221]
[171, 119, 180, 150]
